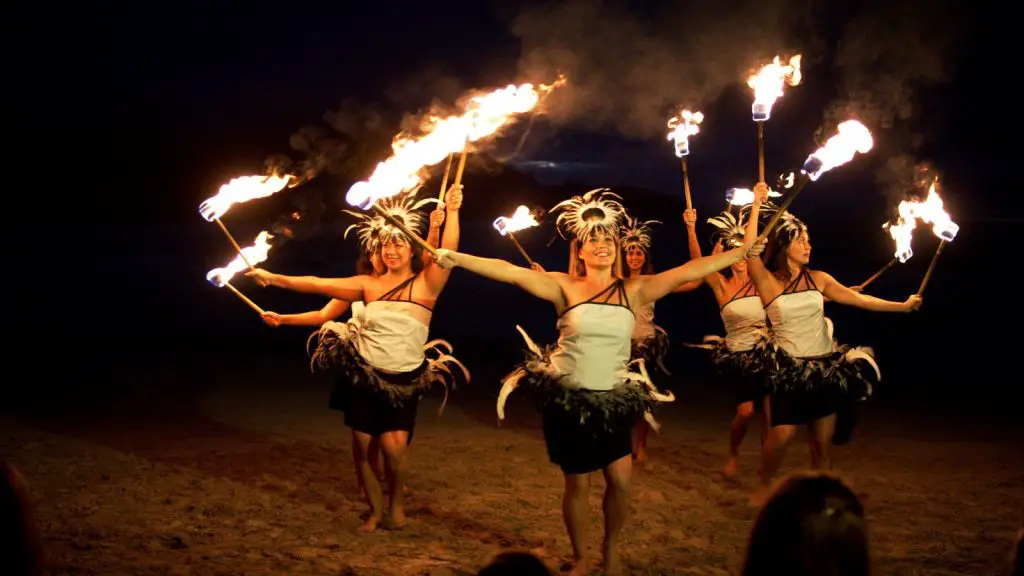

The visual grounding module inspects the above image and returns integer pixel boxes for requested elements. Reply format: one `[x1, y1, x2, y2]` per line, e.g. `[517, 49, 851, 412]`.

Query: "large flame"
[206, 231, 274, 287]
[346, 78, 565, 210]
[801, 120, 874, 181]
[882, 178, 959, 262]
[747, 55, 802, 121]
[199, 174, 296, 221]
[726, 187, 782, 206]
[666, 109, 704, 157]
[493, 206, 540, 235]
[883, 201, 918, 263]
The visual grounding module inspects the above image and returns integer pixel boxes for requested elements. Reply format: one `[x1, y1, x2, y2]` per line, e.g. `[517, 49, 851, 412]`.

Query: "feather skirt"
[630, 326, 671, 375]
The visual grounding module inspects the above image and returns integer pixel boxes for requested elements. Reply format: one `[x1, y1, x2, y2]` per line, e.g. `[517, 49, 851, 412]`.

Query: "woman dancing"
[433, 188, 763, 575]
[744, 199, 921, 505]
[619, 215, 701, 464]
[259, 208, 445, 502]
[246, 187, 468, 531]
[680, 187, 772, 477]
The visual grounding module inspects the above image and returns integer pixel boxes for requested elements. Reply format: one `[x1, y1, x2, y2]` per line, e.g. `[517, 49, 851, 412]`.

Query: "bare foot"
[723, 455, 739, 477]
[357, 515, 381, 533]
[603, 546, 622, 575]
[749, 484, 770, 508]
[563, 556, 592, 575]
[632, 450, 648, 466]
[384, 510, 407, 531]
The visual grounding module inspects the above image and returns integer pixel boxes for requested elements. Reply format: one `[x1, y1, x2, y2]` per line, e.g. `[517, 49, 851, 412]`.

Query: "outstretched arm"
[634, 242, 763, 306]
[264, 299, 352, 327]
[741, 184, 781, 305]
[423, 186, 463, 294]
[245, 268, 370, 302]
[816, 271, 921, 312]
[436, 250, 567, 308]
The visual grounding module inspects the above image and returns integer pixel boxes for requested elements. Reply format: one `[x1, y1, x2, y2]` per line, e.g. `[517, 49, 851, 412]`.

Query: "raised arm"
[634, 242, 763, 306]
[815, 271, 921, 312]
[263, 299, 352, 328]
[245, 268, 370, 302]
[435, 249, 567, 308]
[682, 208, 726, 294]
[422, 186, 462, 294]
[741, 184, 783, 305]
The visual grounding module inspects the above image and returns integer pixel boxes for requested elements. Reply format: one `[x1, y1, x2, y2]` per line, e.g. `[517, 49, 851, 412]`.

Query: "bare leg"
[601, 456, 632, 576]
[631, 420, 649, 465]
[562, 471, 592, 575]
[724, 401, 756, 476]
[351, 429, 366, 499]
[753, 423, 797, 507]
[380, 430, 410, 529]
[809, 414, 837, 471]
[352, 431, 383, 531]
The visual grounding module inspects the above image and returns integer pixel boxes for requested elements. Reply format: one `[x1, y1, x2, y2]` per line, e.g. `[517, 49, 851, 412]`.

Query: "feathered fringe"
[497, 325, 675, 432]
[760, 337, 879, 401]
[306, 321, 470, 414]
[631, 326, 671, 375]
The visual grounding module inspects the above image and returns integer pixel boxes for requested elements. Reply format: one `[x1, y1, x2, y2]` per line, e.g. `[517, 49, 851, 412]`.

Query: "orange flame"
[346, 77, 566, 210]
[801, 120, 873, 181]
[883, 201, 918, 262]
[726, 187, 782, 206]
[666, 109, 704, 157]
[199, 174, 296, 221]
[493, 206, 540, 235]
[747, 55, 802, 121]
[206, 231, 274, 286]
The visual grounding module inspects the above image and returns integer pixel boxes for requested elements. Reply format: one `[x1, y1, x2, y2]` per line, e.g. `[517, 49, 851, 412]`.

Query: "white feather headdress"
[342, 190, 439, 253]
[620, 214, 660, 252]
[550, 188, 626, 241]
[706, 201, 783, 248]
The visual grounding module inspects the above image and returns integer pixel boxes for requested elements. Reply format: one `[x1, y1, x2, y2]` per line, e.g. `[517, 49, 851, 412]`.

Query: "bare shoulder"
[809, 269, 834, 285]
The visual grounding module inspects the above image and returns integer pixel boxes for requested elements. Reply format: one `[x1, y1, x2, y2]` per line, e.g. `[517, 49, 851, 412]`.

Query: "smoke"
[820, 0, 969, 203]
[510, 0, 819, 139]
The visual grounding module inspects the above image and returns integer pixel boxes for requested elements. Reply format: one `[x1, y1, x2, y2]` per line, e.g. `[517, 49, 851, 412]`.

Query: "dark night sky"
[27, 0, 1014, 400]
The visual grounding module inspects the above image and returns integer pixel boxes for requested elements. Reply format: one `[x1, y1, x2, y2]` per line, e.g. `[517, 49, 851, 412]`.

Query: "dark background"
[23, 0, 1013, 415]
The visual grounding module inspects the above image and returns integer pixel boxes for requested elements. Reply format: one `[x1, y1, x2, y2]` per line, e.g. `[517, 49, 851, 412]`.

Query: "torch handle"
[681, 157, 692, 211]
[507, 231, 535, 267]
[224, 281, 266, 315]
[916, 240, 947, 296]
[214, 218, 255, 271]
[371, 203, 439, 257]
[860, 258, 897, 289]
[445, 150, 469, 199]
[757, 121, 766, 184]
[438, 152, 454, 202]
[755, 175, 809, 244]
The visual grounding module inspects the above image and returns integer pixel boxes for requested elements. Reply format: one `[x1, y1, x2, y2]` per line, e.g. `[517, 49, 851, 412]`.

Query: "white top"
[632, 301, 656, 341]
[354, 300, 430, 373]
[766, 289, 832, 358]
[721, 295, 767, 352]
[550, 296, 635, 391]
[351, 301, 366, 321]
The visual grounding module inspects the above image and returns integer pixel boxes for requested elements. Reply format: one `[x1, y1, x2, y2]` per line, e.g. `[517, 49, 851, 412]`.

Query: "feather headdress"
[706, 201, 785, 248]
[342, 190, 439, 254]
[620, 214, 660, 252]
[551, 188, 626, 241]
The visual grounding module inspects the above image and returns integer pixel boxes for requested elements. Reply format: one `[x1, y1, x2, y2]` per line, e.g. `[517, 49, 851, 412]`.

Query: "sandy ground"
[2, 361, 1022, 576]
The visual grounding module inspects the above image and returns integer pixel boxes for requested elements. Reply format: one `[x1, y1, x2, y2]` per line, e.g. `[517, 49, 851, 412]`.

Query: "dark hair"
[0, 461, 43, 576]
[761, 215, 808, 280]
[621, 245, 654, 277]
[373, 238, 425, 274]
[742, 471, 869, 576]
[476, 551, 553, 576]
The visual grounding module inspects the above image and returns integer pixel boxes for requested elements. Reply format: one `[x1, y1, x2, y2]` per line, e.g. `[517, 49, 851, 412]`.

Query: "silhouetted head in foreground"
[742, 471, 869, 576]
[1, 460, 43, 576]
[477, 551, 553, 576]
[1010, 527, 1023, 576]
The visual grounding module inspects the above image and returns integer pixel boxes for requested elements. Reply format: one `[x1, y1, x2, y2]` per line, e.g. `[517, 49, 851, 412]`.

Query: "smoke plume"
[510, 0, 819, 139]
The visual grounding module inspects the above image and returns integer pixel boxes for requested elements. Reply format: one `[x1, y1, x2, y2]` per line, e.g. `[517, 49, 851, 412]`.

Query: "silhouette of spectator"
[477, 551, 554, 576]
[1010, 527, 1023, 576]
[0, 460, 43, 576]
[741, 470, 869, 576]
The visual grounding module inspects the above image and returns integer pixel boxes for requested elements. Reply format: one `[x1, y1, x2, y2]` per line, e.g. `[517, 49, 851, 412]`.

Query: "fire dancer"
[618, 214, 701, 465]
[245, 186, 468, 532]
[683, 183, 773, 477]
[744, 203, 921, 506]
[258, 208, 445, 502]
[431, 188, 763, 576]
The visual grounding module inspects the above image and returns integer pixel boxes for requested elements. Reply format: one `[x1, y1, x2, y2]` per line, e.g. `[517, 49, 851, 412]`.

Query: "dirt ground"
[2, 361, 1022, 576]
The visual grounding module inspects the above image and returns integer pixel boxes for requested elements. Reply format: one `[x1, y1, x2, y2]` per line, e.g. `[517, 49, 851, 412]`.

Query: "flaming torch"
[493, 206, 541, 266]
[747, 55, 802, 184]
[861, 199, 921, 289]
[346, 79, 565, 254]
[206, 231, 274, 314]
[725, 186, 782, 206]
[199, 173, 295, 270]
[757, 120, 873, 243]
[911, 179, 959, 296]
[666, 109, 704, 210]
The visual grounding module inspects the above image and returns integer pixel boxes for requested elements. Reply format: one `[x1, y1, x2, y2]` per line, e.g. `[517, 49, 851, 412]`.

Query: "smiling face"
[625, 246, 647, 272]
[379, 237, 413, 272]
[578, 230, 618, 272]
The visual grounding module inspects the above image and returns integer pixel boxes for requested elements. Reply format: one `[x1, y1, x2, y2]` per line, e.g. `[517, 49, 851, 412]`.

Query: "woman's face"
[625, 246, 646, 272]
[787, 229, 811, 266]
[379, 238, 412, 271]
[579, 231, 618, 270]
[731, 259, 748, 275]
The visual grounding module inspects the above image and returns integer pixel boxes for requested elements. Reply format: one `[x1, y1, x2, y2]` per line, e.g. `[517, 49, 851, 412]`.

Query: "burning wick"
[726, 187, 782, 206]
[493, 206, 540, 266]
[748, 55, 802, 184]
[199, 174, 295, 270]
[666, 110, 704, 210]
[205, 231, 274, 314]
